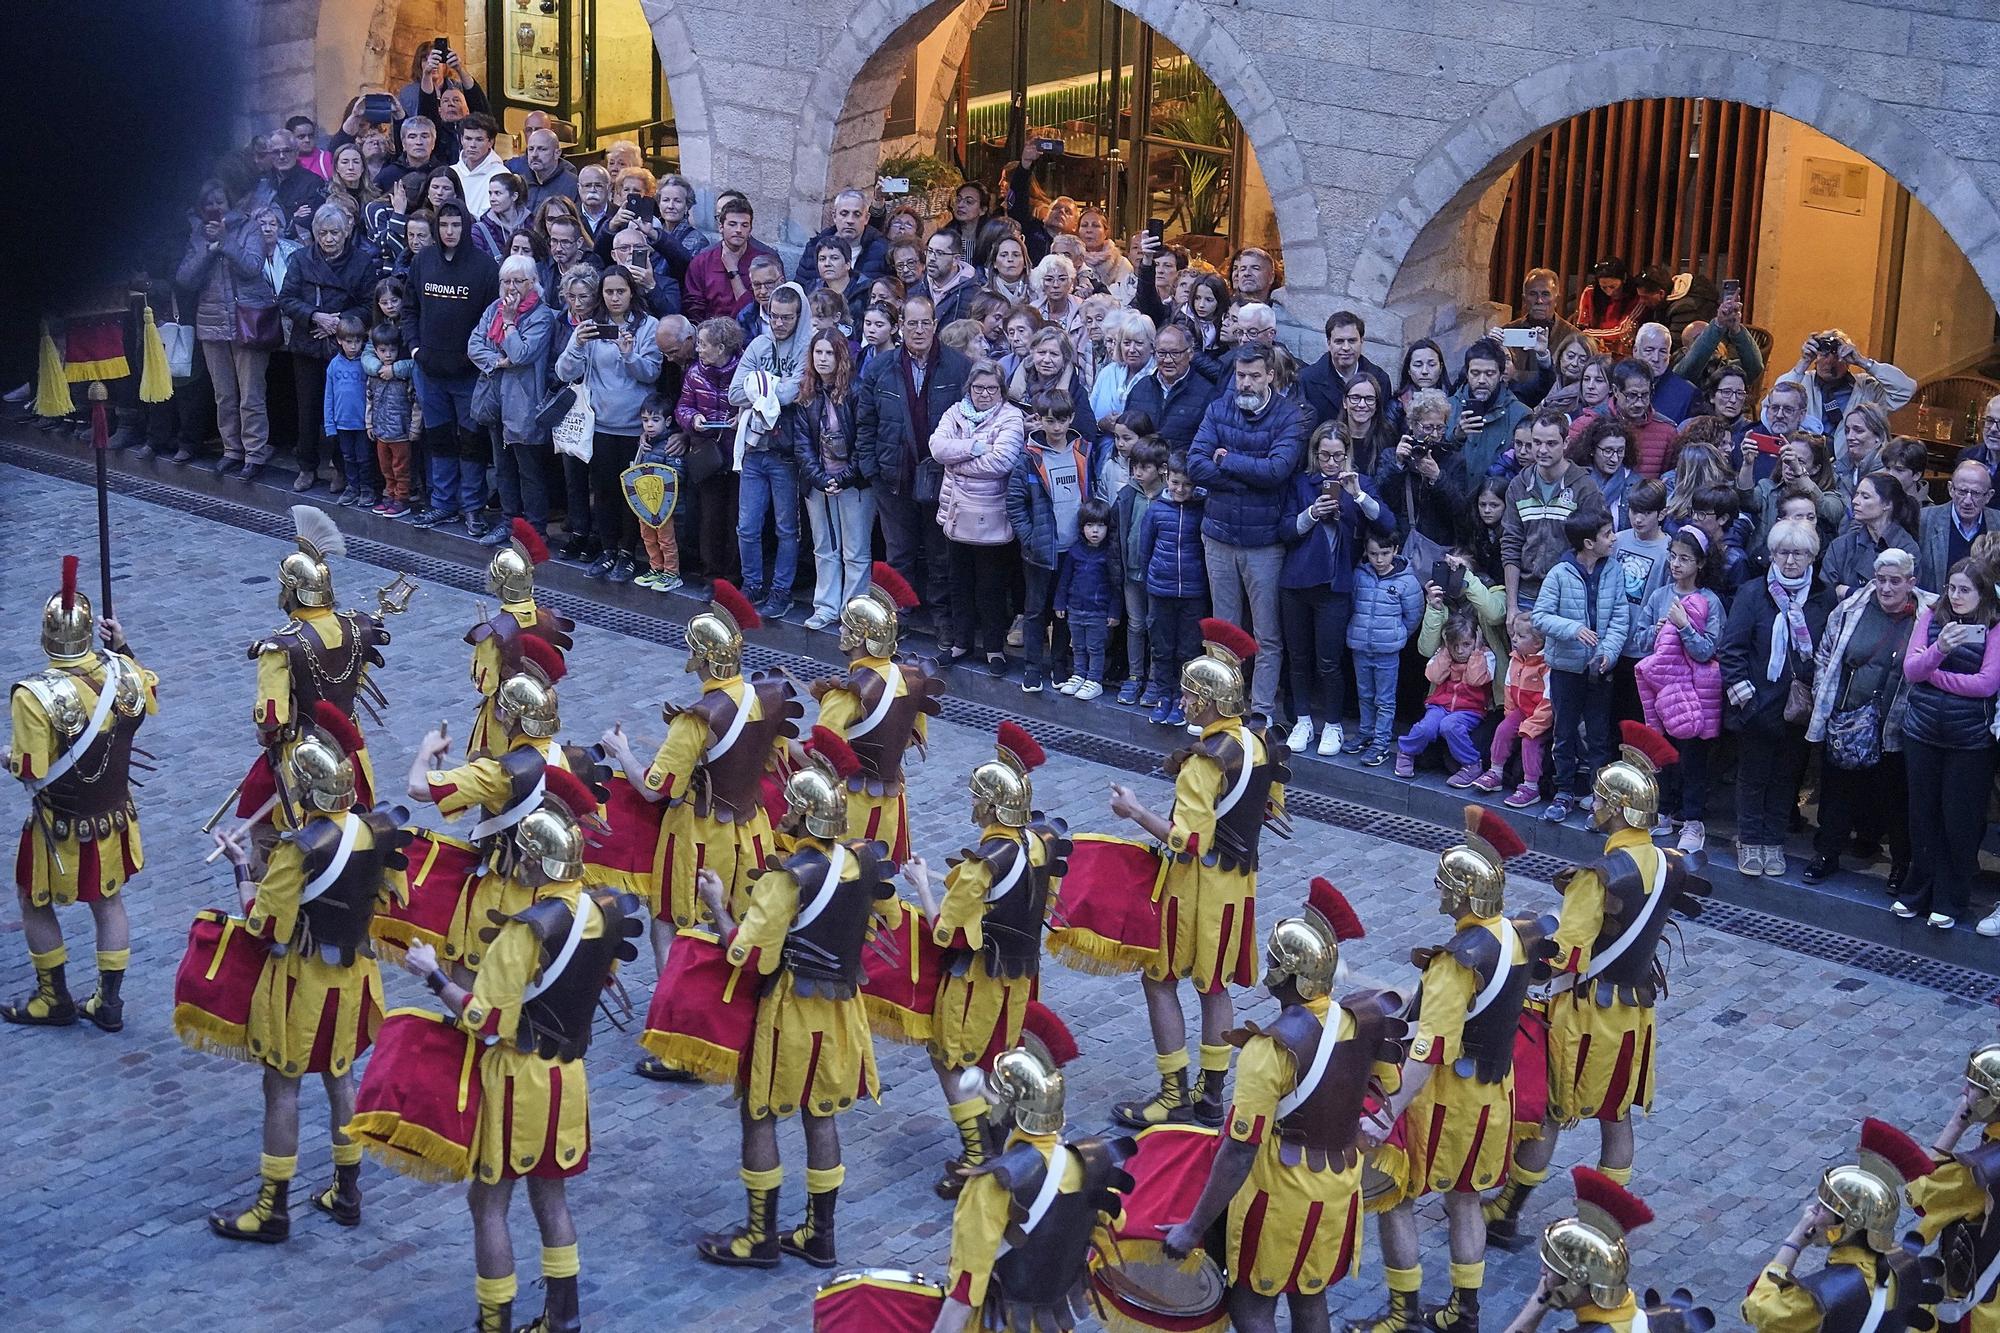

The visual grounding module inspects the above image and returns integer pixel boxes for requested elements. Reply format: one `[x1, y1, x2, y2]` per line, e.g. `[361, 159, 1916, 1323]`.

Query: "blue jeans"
[418, 368, 481, 515]
[1399, 703, 1484, 765]
[332, 428, 378, 490]
[1547, 666, 1614, 798]
[736, 449, 800, 597]
[1069, 614, 1110, 682]
[804, 485, 875, 619]
[1352, 651, 1400, 748]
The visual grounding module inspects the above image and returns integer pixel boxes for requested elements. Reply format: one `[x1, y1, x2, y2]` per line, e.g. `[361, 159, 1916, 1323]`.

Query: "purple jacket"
[674, 356, 740, 444]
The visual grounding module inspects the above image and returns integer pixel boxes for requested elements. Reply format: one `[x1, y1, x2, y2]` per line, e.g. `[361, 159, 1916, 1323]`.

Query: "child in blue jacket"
[1054, 497, 1124, 700]
[1138, 450, 1208, 727]
[1531, 507, 1631, 821]
[1346, 532, 1426, 765]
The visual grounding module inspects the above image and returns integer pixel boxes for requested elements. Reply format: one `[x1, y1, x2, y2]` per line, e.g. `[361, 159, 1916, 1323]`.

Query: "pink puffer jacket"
[1634, 593, 1723, 739]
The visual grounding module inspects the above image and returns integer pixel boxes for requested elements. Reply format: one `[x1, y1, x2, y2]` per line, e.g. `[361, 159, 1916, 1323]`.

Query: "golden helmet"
[492, 637, 567, 741]
[42, 556, 93, 658]
[512, 767, 600, 884]
[1437, 805, 1524, 919]
[290, 702, 363, 815]
[1265, 877, 1364, 1002]
[686, 580, 759, 678]
[1967, 1043, 2000, 1122]
[280, 505, 345, 610]
[786, 726, 859, 839]
[1815, 1118, 1932, 1252]
[1592, 722, 1678, 833]
[488, 519, 549, 603]
[1540, 1167, 1652, 1309]
[985, 1005, 1075, 1135]
[970, 722, 1044, 829]
[840, 561, 918, 658]
[1180, 618, 1256, 719]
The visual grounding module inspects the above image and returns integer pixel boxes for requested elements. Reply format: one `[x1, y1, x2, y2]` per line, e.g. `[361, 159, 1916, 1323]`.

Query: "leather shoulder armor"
[505, 888, 644, 1062]
[984, 1135, 1136, 1328]
[778, 841, 894, 1001]
[1176, 721, 1292, 875]
[691, 674, 802, 822]
[289, 804, 414, 966]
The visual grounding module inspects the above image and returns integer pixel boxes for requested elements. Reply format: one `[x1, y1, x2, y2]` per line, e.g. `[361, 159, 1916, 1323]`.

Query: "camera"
[1813, 333, 1841, 357]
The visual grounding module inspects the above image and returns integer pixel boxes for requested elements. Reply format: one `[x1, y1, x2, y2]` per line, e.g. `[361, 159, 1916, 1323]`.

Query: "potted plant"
[1155, 86, 1232, 236]
[878, 150, 960, 217]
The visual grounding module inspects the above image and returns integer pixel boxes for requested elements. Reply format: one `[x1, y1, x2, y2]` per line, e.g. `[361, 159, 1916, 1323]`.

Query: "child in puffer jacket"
[1630, 525, 1728, 852]
[1474, 615, 1552, 808]
[1347, 532, 1425, 766]
[1139, 451, 1208, 726]
[1395, 608, 1494, 781]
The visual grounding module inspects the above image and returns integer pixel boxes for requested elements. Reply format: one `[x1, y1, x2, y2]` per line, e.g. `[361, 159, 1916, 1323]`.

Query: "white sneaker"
[1977, 908, 2000, 938]
[1318, 723, 1343, 757]
[1074, 680, 1104, 701]
[1057, 675, 1084, 695]
[1286, 716, 1314, 752]
[1890, 900, 1918, 919]
[1006, 617, 1025, 648]
[1930, 913, 1958, 930]
[1675, 820, 1705, 854]
[1186, 721, 1202, 735]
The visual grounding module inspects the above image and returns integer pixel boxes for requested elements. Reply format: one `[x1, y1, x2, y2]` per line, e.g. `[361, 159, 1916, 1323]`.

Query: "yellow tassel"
[138, 307, 171, 403]
[1364, 1143, 1411, 1216]
[862, 995, 933, 1045]
[34, 323, 72, 417]
[171, 1005, 257, 1064]
[344, 1111, 475, 1183]
[636, 1030, 743, 1085]
[1044, 928, 1157, 977]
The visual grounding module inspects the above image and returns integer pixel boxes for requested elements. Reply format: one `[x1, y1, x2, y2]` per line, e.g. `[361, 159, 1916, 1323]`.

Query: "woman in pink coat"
[930, 359, 1027, 667]
[1631, 527, 1727, 853]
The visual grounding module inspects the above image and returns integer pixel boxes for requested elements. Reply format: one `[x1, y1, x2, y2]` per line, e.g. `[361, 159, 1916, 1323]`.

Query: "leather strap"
[846, 664, 902, 739]
[25, 657, 122, 795]
[523, 893, 595, 1002]
[299, 813, 360, 904]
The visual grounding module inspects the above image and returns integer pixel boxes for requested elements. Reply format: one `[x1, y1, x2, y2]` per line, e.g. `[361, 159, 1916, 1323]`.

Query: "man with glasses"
[795, 188, 887, 285]
[915, 228, 978, 326]
[1570, 358, 1677, 478]
[608, 226, 681, 319]
[1776, 327, 1916, 438]
[1127, 323, 1219, 454]
[260, 129, 326, 235]
[1961, 393, 2000, 476]
[1299, 310, 1395, 434]
[1631, 321, 1701, 424]
[734, 255, 786, 344]
[536, 216, 599, 306]
[1919, 460, 2000, 592]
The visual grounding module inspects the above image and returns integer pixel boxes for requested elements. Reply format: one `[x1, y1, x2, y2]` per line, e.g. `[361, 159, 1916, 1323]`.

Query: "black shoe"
[464, 516, 489, 540]
[1885, 863, 1910, 897]
[1802, 855, 1838, 884]
[477, 522, 512, 547]
[1849, 834, 1882, 860]
[170, 446, 197, 464]
[586, 554, 617, 579]
[986, 654, 1008, 678]
[634, 1055, 698, 1083]
[758, 591, 791, 619]
[607, 554, 637, 584]
[409, 507, 450, 528]
[558, 533, 589, 560]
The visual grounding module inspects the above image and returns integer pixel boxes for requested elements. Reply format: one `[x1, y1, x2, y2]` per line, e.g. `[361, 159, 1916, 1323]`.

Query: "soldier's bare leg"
[1288, 1291, 1332, 1333]
[1229, 1286, 1279, 1333]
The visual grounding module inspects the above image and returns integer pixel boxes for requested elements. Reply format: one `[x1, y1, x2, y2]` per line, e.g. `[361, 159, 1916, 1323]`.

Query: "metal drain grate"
[11, 439, 1998, 1002]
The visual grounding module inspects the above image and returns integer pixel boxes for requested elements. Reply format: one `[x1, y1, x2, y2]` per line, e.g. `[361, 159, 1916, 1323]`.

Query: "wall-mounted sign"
[1801, 156, 1868, 215]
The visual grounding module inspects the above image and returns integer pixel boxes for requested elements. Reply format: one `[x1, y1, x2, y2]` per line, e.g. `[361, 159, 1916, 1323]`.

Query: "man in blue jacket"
[1185, 345, 1308, 720]
[1126, 324, 1219, 454]
[793, 189, 888, 285]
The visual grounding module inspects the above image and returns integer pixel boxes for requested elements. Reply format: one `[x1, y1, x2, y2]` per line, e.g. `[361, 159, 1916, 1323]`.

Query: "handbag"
[1825, 699, 1885, 769]
[913, 457, 944, 505]
[235, 303, 281, 351]
[470, 371, 501, 428]
[531, 383, 577, 434]
[550, 378, 595, 462]
[159, 298, 195, 379]
[680, 435, 725, 489]
[1399, 524, 1446, 573]
[1782, 676, 1812, 725]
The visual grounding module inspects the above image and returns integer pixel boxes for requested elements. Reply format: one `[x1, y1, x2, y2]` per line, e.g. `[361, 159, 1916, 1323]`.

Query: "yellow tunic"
[467, 601, 549, 757]
[1742, 1243, 1885, 1333]
[242, 830, 391, 1078]
[253, 608, 377, 830]
[928, 824, 1042, 1070]
[9, 649, 158, 907]
[814, 656, 926, 863]
[947, 1130, 1103, 1314]
[1546, 827, 1659, 1125]
[459, 879, 600, 1182]
[426, 736, 570, 970]
[1402, 915, 1519, 1196]
[645, 676, 776, 926]
[1566, 1295, 1639, 1331]
[1225, 996, 1366, 1295]
[725, 842, 885, 1119]
[1910, 1126, 2000, 1330]
[1151, 718, 1278, 994]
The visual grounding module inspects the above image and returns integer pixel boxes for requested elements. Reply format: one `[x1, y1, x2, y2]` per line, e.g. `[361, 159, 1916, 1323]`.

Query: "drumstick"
[203, 794, 280, 863]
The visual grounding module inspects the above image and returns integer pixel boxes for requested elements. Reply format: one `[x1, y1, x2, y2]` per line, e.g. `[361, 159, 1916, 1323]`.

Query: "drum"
[586, 769, 666, 906]
[171, 908, 270, 1063]
[861, 898, 945, 1045]
[1091, 1124, 1230, 1333]
[374, 829, 479, 958]
[639, 929, 758, 1083]
[1361, 1095, 1409, 1214]
[348, 1007, 486, 1183]
[1045, 833, 1166, 976]
[813, 1268, 946, 1333]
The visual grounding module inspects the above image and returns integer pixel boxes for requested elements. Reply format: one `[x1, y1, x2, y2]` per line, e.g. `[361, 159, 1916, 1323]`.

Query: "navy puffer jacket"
[1184, 389, 1308, 548]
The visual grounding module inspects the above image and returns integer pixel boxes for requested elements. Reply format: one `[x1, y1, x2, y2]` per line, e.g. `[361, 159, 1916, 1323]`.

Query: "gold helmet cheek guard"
[685, 610, 743, 679]
[287, 733, 357, 815]
[1265, 916, 1338, 1002]
[1816, 1164, 1899, 1253]
[1539, 1220, 1630, 1311]
[488, 545, 534, 602]
[784, 758, 849, 840]
[1967, 1044, 2000, 1122]
[987, 1046, 1065, 1135]
[278, 549, 335, 609]
[41, 591, 94, 658]
[515, 806, 585, 883]
[1591, 758, 1657, 832]
[838, 588, 898, 659]
[1180, 652, 1245, 719]
[493, 673, 560, 740]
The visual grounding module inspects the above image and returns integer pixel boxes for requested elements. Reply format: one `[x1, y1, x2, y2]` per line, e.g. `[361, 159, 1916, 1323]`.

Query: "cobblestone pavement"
[0, 461, 1988, 1331]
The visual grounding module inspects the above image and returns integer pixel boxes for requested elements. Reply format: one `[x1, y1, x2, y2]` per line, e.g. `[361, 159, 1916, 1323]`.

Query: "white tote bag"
[550, 377, 595, 462]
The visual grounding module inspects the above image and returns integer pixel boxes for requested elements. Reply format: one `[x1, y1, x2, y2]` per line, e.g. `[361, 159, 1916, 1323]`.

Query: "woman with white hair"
[1030, 252, 1083, 344]
[276, 201, 377, 494]
[1088, 309, 1155, 423]
[1718, 516, 1836, 877]
[1802, 545, 1920, 891]
[468, 253, 560, 540]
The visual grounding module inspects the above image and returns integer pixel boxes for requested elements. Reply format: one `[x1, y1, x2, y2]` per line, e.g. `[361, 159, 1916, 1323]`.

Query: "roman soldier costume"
[5, 555, 158, 1030]
[1743, 1118, 1942, 1333]
[1115, 618, 1291, 1132]
[197, 703, 411, 1245]
[1503, 1167, 1656, 1333]
[1908, 1043, 2000, 1330]
[808, 561, 944, 865]
[466, 519, 575, 757]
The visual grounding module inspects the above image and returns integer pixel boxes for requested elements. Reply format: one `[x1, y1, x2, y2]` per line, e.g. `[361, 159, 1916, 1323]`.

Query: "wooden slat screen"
[1489, 97, 1770, 318]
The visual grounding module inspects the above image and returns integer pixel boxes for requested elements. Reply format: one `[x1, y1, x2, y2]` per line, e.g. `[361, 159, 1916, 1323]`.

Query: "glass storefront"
[486, 0, 670, 154]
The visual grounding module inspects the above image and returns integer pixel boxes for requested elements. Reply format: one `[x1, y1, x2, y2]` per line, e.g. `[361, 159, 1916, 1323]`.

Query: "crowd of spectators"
[60, 43, 2000, 928]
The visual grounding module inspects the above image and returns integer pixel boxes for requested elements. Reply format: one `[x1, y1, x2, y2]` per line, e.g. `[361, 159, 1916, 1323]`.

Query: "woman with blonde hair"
[1030, 253, 1084, 343]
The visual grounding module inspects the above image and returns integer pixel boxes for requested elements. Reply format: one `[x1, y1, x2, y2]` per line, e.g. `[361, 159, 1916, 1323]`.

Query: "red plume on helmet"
[1306, 877, 1365, 943]
[510, 517, 550, 566]
[709, 579, 761, 631]
[1618, 720, 1679, 771]
[1571, 1165, 1654, 1236]
[1199, 617, 1257, 663]
[1465, 805, 1527, 861]
[310, 701, 365, 758]
[806, 724, 862, 781]
[1859, 1117, 1936, 1183]
[869, 561, 919, 611]
[1020, 1000, 1079, 1066]
[60, 555, 78, 613]
[541, 767, 601, 822]
[518, 634, 568, 684]
[997, 721, 1046, 771]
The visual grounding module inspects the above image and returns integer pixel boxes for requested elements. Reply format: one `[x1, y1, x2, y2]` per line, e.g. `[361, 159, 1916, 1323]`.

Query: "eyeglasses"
[1346, 391, 1377, 403]
[925, 246, 954, 257]
[1983, 415, 2000, 429]
[1951, 485, 1993, 499]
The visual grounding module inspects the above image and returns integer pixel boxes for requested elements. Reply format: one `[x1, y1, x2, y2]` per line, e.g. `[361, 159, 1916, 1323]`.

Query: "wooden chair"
[1892, 374, 2000, 479]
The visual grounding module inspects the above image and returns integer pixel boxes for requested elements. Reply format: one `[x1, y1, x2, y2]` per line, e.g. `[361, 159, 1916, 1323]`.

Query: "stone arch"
[1351, 45, 2000, 357]
[642, 0, 714, 187]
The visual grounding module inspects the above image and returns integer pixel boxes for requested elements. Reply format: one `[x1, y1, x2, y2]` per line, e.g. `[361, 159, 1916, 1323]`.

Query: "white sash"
[27, 657, 123, 795]
[1277, 1010, 1342, 1118]
[790, 844, 850, 932]
[299, 813, 360, 904]
[1855, 1278, 1890, 1333]
[470, 773, 545, 842]
[1581, 849, 1670, 982]
[1465, 918, 1519, 1020]
[1211, 729, 1257, 820]
[983, 844, 1029, 903]
[995, 1143, 1072, 1261]
[845, 664, 903, 740]
[523, 892, 595, 1002]
[706, 683, 756, 761]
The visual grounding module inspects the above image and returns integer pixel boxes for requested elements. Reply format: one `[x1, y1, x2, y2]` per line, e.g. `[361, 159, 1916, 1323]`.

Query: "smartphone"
[432, 36, 450, 55]
[1969, 624, 1990, 646]
[624, 194, 659, 220]
[1720, 277, 1741, 303]
[1498, 327, 1538, 349]
[1033, 137, 1065, 156]
[1748, 429, 1785, 457]
[1430, 560, 1464, 598]
[595, 318, 617, 336]
[359, 91, 397, 124]
[1146, 218, 1166, 242]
